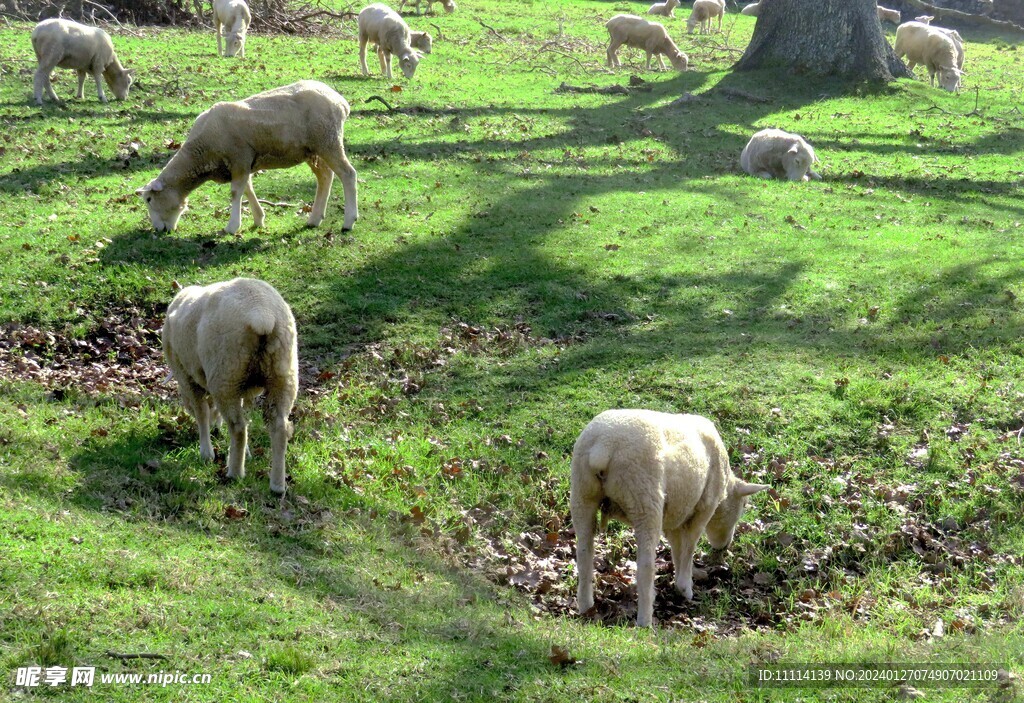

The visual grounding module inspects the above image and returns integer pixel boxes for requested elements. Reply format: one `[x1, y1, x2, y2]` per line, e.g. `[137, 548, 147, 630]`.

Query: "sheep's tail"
[576, 439, 615, 531]
[245, 307, 277, 337]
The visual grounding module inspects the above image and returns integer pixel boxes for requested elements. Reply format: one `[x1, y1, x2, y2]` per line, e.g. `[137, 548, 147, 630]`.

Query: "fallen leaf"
[224, 505, 249, 519]
[548, 645, 578, 668]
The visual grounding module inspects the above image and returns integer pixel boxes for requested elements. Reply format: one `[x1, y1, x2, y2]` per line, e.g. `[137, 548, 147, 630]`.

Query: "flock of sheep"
[22, 0, 976, 625]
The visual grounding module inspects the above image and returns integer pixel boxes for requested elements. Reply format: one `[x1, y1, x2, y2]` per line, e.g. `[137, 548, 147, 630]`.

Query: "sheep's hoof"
[270, 483, 287, 495]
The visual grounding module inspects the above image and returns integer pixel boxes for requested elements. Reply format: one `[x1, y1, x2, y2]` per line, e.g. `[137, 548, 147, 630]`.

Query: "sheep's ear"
[149, 179, 164, 192]
[135, 187, 146, 196]
[734, 481, 770, 498]
[787, 144, 800, 154]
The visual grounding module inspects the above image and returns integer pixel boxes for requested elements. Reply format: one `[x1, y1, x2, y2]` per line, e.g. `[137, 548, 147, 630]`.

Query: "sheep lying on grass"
[31, 18, 132, 106]
[894, 21, 964, 92]
[740, 2, 760, 16]
[605, 14, 688, 72]
[571, 410, 769, 627]
[213, 0, 252, 57]
[741, 128, 821, 182]
[358, 3, 423, 79]
[648, 0, 680, 18]
[137, 80, 358, 235]
[877, 5, 901, 24]
[398, 0, 456, 14]
[687, 0, 724, 34]
[163, 278, 298, 495]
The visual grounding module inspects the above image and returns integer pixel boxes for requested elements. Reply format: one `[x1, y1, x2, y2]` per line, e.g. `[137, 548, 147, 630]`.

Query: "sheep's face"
[224, 31, 245, 57]
[412, 32, 433, 55]
[669, 50, 688, 71]
[106, 69, 133, 101]
[937, 67, 962, 93]
[441, 0, 457, 12]
[137, 179, 188, 232]
[398, 52, 421, 79]
[705, 480, 769, 549]
[782, 143, 816, 181]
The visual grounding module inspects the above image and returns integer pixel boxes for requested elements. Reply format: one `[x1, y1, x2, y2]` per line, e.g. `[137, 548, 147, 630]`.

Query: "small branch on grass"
[429, 22, 444, 41]
[256, 199, 300, 208]
[912, 105, 950, 115]
[964, 86, 983, 117]
[365, 95, 396, 112]
[106, 651, 169, 661]
[476, 17, 508, 42]
[555, 81, 630, 95]
[536, 46, 590, 72]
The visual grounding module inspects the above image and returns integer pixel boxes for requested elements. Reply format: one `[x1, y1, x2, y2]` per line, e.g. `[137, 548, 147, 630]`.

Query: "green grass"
[1, 1, 1024, 700]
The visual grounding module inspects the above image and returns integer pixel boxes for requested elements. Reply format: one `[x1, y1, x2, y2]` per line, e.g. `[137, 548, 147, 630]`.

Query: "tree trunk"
[734, 0, 914, 81]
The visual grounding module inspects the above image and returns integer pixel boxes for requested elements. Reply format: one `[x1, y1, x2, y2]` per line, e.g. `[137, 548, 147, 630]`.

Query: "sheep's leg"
[656, 54, 666, 70]
[634, 520, 661, 627]
[321, 146, 359, 231]
[244, 176, 265, 228]
[216, 20, 223, 56]
[225, 175, 247, 234]
[570, 499, 598, 615]
[606, 41, 621, 68]
[379, 47, 392, 79]
[195, 398, 216, 461]
[34, 64, 59, 105]
[91, 67, 107, 103]
[265, 387, 296, 495]
[359, 34, 371, 76]
[219, 397, 248, 480]
[306, 157, 334, 227]
[76, 70, 87, 99]
[666, 523, 703, 600]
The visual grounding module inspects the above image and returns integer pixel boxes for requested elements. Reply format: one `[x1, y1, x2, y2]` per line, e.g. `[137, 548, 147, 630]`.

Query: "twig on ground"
[365, 95, 397, 112]
[256, 199, 300, 208]
[912, 105, 950, 115]
[476, 17, 508, 42]
[106, 651, 169, 661]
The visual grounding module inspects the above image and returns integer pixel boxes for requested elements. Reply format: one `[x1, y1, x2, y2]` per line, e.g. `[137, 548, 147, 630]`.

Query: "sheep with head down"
[163, 277, 298, 495]
[687, 0, 725, 34]
[137, 80, 358, 235]
[31, 18, 132, 106]
[894, 20, 964, 92]
[605, 14, 687, 72]
[741, 128, 821, 182]
[571, 410, 768, 627]
[213, 0, 252, 57]
[358, 3, 424, 80]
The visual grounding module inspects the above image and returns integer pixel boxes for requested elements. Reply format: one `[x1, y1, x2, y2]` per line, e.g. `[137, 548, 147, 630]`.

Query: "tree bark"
[734, 0, 914, 81]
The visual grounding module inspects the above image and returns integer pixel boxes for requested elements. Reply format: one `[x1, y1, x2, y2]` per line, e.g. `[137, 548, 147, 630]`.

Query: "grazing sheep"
[741, 128, 821, 181]
[358, 3, 423, 79]
[571, 410, 769, 627]
[410, 30, 433, 54]
[605, 14, 688, 72]
[894, 21, 964, 92]
[213, 0, 252, 57]
[30, 18, 132, 106]
[687, 0, 725, 34]
[163, 278, 298, 495]
[137, 80, 358, 234]
[398, 0, 456, 14]
[740, 2, 760, 16]
[877, 5, 901, 24]
[648, 0, 680, 18]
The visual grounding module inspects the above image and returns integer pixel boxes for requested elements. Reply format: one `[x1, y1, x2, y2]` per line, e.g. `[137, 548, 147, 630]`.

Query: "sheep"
[740, 128, 821, 181]
[914, 14, 934, 23]
[894, 21, 964, 92]
[213, 0, 252, 58]
[409, 30, 433, 54]
[30, 18, 132, 106]
[397, 0, 456, 14]
[687, 0, 725, 34]
[571, 410, 769, 627]
[358, 3, 423, 80]
[740, 2, 760, 16]
[877, 5, 901, 24]
[163, 277, 298, 495]
[137, 80, 358, 235]
[605, 14, 688, 72]
[647, 0, 680, 18]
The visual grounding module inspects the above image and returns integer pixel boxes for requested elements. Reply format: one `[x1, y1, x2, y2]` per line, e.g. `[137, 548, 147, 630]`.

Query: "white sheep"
[30, 18, 132, 106]
[740, 2, 760, 16]
[397, 0, 456, 14]
[914, 14, 934, 23]
[741, 128, 821, 181]
[605, 14, 688, 72]
[358, 3, 423, 79]
[894, 21, 964, 92]
[647, 0, 680, 18]
[571, 410, 768, 627]
[410, 30, 433, 54]
[213, 0, 252, 58]
[163, 277, 298, 495]
[877, 5, 901, 24]
[687, 0, 725, 34]
[137, 80, 358, 234]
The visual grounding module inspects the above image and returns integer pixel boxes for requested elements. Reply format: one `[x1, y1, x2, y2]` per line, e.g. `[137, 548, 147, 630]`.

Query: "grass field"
[1, 1, 1023, 700]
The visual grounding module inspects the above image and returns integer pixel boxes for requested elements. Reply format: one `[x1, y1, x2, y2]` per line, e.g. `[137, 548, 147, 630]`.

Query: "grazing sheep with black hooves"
[31, 18, 132, 106]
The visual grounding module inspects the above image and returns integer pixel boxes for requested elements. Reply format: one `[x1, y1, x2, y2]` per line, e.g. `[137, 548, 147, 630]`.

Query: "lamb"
[877, 5, 901, 24]
[213, 0, 252, 58]
[137, 80, 358, 234]
[647, 0, 680, 18]
[605, 14, 688, 72]
[687, 0, 725, 34]
[915, 14, 933, 23]
[397, 0, 456, 14]
[894, 21, 964, 92]
[163, 277, 298, 495]
[740, 2, 760, 16]
[358, 3, 423, 80]
[410, 30, 433, 54]
[30, 18, 132, 106]
[571, 410, 768, 627]
[740, 128, 821, 181]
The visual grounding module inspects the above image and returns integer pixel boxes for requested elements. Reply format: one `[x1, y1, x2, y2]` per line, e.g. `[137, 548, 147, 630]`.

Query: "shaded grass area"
[1, 0, 1024, 699]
